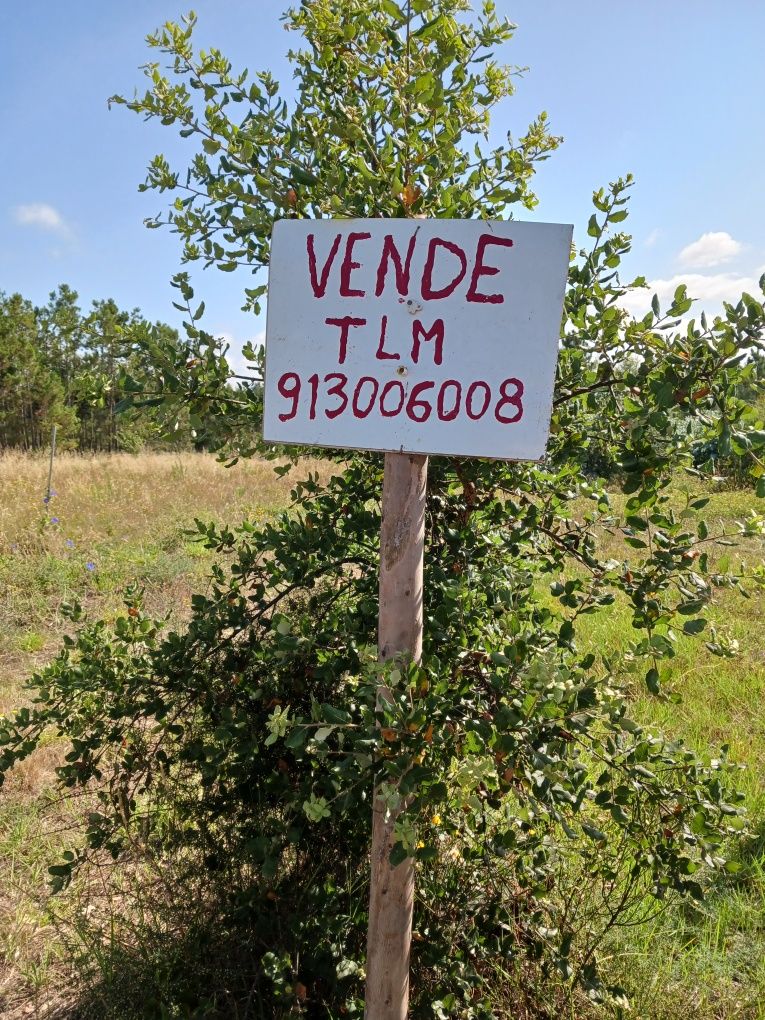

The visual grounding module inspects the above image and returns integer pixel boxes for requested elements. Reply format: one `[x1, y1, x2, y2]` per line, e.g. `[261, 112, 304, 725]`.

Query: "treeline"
[1, 285, 182, 452]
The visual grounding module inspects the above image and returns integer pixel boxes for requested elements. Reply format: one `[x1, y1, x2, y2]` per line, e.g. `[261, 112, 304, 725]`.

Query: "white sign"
[263, 218, 572, 460]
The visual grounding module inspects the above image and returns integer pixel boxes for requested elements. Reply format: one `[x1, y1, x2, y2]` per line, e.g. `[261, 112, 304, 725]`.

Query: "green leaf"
[284, 727, 307, 750]
[677, 600, 705, 615]
[381, 0, 406, 20]
[624, 536, 648, 549]
[412, 72, 436, 95]
[322, 704, 351, 725]
[292, 165, 318, 186]
[412, 13, 445, 38]
[389, 841, 409, 867]
[582, 823, 606, 842]
[625, 514, 649, 531]
[558, 620, 574, 644]
[683, 618, 707, 635]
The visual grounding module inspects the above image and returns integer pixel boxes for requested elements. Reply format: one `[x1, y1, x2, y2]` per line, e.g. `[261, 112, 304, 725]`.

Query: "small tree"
[3, 2, 765, 1016]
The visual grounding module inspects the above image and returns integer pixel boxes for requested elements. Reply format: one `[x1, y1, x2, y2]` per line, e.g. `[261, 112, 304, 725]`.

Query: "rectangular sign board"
[263, 218, 572, 460]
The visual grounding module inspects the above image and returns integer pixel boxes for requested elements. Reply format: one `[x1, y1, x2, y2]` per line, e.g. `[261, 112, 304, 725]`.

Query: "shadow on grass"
[8, 896, 573, 1020]
[31, 914, 296, 1020]
[13, 880, 370, 1020]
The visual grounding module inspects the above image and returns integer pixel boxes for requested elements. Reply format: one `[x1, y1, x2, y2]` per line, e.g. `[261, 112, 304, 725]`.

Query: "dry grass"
[0, 451, 325, 1017]
[0, 451, 324, 687]
[0, 449, 321, 552]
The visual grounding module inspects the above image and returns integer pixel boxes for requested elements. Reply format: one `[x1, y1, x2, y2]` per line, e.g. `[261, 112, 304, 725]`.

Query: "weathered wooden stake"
[365, 451, 428, 1020]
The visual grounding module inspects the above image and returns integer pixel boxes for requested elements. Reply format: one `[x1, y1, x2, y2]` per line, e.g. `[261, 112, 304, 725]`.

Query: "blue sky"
[2, 1, 763, 366]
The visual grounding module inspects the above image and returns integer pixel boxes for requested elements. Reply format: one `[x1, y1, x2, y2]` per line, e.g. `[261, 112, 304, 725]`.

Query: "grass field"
[0, 451, 313, 1018]
[0, 451, 763, 1018]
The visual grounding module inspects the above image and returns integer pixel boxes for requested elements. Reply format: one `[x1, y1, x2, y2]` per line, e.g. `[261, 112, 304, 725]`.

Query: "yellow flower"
[431, 814, 441, 826]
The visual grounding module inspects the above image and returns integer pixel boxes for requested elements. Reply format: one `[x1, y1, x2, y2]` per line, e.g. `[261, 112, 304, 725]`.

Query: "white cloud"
[13, 202, 70, 235]
[644, 228, 662, 248]
[620, 267, 765, 320]
[678, 231, 742, 269]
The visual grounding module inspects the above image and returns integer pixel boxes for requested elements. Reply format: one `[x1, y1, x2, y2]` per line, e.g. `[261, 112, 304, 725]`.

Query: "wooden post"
[365, 451, 428, 1020]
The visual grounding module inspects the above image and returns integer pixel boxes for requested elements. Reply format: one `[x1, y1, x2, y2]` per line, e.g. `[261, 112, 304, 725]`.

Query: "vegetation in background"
[0, 286, 258, 453]
[1, 1, 765, 1018]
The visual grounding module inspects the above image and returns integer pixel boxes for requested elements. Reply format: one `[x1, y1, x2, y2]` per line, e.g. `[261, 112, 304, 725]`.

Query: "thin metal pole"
[46, 424, 58, 506]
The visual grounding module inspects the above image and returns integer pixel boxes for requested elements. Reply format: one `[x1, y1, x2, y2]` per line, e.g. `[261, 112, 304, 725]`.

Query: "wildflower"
[431, 814, 442, 826]
[65, 539, 75, 548]
[85, 561, 96, 572]
[50, 517, 59, 525]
